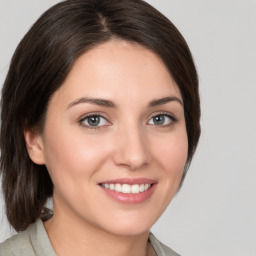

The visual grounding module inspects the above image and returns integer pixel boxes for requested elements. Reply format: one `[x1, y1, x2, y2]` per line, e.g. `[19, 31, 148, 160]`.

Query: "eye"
[148, 114, 175, 126]
[80, 115, 109, 128]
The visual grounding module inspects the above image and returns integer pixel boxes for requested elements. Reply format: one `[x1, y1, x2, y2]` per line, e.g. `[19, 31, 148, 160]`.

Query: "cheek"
[42, 125, 112, 187]
[152, 127, 188, 182]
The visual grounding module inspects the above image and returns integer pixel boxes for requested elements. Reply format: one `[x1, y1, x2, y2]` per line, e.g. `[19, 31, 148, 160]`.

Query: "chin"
[97, 212, 158, 237]
[104, 224, 151, 237]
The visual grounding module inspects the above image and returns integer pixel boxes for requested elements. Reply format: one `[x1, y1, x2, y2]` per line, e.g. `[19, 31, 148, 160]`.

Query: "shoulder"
[0, 226, 35, 256]
[149, 233, 181, 256]
[0, 219, 56, 256]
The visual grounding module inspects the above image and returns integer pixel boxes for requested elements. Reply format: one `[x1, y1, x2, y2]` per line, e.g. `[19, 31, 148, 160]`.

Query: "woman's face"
[33, 40, 188, 236]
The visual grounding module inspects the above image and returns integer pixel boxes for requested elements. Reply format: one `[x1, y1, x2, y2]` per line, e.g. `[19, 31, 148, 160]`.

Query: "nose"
[113, 125, 151, 170]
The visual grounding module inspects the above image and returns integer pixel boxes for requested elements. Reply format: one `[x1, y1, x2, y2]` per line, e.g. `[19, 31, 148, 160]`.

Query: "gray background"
[0, 1, 255, 255]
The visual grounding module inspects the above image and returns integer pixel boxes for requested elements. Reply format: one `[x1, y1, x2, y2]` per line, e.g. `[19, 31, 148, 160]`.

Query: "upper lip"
[99, 178, 157, 185]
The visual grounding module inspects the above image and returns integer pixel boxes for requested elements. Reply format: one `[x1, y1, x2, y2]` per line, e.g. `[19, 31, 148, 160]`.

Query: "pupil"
[154, 115, 165, 125]
[88, 116, 100, 126]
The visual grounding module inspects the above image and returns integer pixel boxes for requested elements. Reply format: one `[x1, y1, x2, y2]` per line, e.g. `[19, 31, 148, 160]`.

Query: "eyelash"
[147, 112, 177, 127]
[79, 112, 177, 130]
[79, 114, 110, 130]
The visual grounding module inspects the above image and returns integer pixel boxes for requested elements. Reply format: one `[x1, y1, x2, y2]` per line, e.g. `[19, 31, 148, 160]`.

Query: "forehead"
[51, 40, 182, 107]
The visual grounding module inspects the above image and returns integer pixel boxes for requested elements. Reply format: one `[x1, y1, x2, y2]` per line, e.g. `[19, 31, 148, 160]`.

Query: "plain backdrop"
[0, 1, 255, 256]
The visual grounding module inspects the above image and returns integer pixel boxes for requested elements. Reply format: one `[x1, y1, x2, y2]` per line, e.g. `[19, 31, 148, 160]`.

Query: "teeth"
[131, 184, 139, 194]
[115, 184, 122, 192]
[139, 184, 145, 192]
[101, 183, 151, 194]
[122, 184, 131, 193]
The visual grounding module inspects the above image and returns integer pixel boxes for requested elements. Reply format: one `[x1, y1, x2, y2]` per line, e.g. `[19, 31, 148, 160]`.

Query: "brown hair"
[0, 0, 200, 231]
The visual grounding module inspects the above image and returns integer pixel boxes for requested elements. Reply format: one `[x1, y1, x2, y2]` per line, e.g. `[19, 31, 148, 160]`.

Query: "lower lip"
[100, 184, 156, 204]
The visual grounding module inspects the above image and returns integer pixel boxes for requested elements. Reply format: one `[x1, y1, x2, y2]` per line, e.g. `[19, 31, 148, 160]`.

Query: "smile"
[99, 178, 156, 204]
[100, 183, 152, 194]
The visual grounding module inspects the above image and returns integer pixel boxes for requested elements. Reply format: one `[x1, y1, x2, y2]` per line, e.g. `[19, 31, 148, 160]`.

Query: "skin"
[25, 40, 188, 256]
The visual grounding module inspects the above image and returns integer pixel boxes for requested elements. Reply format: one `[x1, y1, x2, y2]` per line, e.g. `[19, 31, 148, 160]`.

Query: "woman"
[0, 0, 200, 255]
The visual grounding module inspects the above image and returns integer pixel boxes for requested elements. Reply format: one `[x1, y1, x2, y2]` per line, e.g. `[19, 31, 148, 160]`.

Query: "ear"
[24, 127, 45, 165]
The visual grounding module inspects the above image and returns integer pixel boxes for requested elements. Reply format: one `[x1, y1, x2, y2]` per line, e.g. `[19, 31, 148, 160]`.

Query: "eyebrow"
[67, 97, 117, 109]
[66, 96, 183, 110]
[148, 96, 183, 107]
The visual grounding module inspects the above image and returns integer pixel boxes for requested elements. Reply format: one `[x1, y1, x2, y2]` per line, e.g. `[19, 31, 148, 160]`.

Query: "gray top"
[0, 219, 180, 256]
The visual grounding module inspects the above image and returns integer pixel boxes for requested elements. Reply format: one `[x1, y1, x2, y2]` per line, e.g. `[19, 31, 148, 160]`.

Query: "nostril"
[112, 148, 150, 170]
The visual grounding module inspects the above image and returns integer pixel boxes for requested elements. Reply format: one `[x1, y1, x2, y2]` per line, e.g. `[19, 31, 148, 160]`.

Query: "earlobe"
[24, 127, 45, 165]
